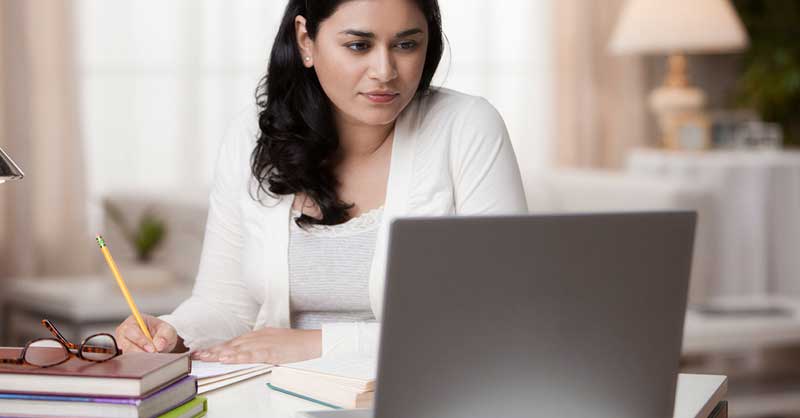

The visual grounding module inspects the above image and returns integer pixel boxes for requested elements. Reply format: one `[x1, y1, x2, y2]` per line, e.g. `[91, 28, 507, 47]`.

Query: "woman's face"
[297, 0, 429, 127]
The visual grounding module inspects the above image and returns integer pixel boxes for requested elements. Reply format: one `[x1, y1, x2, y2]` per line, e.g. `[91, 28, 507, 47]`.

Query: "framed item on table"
[666, 113, 711, 151]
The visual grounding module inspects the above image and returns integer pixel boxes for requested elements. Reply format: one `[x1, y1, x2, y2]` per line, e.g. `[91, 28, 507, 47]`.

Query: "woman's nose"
[368, 48, 398, 82]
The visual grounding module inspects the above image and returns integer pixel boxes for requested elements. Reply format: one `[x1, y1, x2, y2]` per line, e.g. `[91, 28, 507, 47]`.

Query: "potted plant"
[733, 0, 800, 146]
[103, 200, 174, 290]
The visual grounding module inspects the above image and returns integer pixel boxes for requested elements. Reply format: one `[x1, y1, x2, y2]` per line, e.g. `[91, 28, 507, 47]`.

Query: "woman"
[115, 0, 527, 364]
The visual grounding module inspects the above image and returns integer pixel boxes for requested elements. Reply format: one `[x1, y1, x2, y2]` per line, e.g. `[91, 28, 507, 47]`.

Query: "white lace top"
[288, 207, 383, 329]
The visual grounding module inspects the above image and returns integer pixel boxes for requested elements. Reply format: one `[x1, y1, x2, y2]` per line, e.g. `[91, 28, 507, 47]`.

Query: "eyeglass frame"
[0, 319, 122, 368]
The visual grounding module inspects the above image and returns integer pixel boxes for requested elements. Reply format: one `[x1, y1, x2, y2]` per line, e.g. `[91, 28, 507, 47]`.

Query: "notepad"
[190, 361, 272, 394]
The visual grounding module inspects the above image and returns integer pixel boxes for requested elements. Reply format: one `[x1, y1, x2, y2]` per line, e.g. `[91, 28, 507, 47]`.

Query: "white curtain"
[77, 0, 287, 218]
[0, 0, 92, 279]
[553, 0, 648, 168]
[77, 0, 553, 218]
[437, 0, 553, 173]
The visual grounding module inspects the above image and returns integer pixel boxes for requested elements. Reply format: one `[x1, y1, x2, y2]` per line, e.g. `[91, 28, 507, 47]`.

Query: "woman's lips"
[362, 93, 398, 103]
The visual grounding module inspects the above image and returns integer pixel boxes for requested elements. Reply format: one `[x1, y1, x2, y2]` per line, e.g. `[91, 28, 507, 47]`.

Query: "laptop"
[299, 212, 695, 418]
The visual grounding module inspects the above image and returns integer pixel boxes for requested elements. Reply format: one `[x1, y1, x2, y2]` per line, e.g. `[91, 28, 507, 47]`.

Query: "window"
[77, 0, 552, 201]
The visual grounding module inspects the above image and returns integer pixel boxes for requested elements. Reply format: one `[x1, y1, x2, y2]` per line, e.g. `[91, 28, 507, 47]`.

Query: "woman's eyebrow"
[338, 28, 423, 38]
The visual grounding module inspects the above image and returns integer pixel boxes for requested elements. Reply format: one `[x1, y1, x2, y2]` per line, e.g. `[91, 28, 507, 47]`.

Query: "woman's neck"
[334, 113, 395, 162]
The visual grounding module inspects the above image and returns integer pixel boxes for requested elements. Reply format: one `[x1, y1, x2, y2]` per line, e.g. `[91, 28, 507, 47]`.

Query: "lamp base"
[649, 53, 711, 150]
[650, 84, 709, 150]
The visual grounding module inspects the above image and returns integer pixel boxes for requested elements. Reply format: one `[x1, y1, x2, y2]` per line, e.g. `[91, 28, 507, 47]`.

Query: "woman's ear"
[295, 15, 314, 68]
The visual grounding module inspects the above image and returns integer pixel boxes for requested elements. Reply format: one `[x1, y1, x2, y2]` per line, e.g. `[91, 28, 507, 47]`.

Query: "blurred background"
[0, 1, 799, 417]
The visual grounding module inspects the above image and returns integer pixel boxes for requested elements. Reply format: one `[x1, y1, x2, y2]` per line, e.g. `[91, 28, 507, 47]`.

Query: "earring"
[304, 57, 311, 62]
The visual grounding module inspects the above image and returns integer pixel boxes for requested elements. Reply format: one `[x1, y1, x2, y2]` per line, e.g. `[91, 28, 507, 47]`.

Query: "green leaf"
[134, 210, 167, 263]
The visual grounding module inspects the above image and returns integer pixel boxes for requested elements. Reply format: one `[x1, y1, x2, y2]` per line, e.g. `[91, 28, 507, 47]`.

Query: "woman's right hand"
[115, 314, 178, 353]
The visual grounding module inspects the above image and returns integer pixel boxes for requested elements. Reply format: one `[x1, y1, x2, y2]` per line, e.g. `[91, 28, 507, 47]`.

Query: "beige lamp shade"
[609, 0, 748, 54]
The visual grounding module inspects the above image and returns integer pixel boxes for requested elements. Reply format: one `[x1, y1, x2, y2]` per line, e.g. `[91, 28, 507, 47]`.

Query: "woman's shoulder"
[211, 104, 272, 201]
[407, 87, 509, 152]
[410, 87, 506, 136]
[214, 105, 262, 179]
[416, 87, 485, 115]
[222, 104, 262, 151]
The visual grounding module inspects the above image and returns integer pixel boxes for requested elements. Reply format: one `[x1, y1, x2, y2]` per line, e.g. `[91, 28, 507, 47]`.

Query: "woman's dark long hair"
[251, 0, 444, 228]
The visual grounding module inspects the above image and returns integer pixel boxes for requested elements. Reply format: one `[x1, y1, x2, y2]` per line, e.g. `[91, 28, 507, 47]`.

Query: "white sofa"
[522, 168, 715, 305]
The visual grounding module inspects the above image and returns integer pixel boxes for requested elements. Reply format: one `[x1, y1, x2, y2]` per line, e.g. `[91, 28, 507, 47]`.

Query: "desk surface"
[203, 373, 727, 418]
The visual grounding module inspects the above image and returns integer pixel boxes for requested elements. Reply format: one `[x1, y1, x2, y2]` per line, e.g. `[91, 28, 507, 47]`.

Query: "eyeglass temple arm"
[41, 320, 118, 354]
[41, 319, 78, 350]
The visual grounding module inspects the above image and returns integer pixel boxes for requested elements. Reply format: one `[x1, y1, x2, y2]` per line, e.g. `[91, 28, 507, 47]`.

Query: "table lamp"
[0, 146, 24, 184]
[609, 0, 748, 149]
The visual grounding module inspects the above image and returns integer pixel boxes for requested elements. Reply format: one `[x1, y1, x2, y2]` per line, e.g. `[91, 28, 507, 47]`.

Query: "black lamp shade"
[0, 146, 24, 183]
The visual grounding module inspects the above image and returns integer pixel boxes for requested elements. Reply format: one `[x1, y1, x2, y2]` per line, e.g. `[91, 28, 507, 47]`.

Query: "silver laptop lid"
[372, 212, 695, 418]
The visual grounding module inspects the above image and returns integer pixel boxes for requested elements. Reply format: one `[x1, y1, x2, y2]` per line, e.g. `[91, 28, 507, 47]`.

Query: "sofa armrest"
[523, 168, 716, 305]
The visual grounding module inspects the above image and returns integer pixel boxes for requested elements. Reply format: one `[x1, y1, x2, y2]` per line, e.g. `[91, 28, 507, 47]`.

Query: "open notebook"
[191, 361, 272, 394]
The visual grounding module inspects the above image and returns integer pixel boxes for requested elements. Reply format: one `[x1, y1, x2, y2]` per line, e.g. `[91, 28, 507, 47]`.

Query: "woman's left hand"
[191, 328, 322, 365]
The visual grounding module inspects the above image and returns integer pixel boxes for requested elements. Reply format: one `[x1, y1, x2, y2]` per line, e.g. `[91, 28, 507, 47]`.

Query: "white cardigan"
[160, 87, 529, 354]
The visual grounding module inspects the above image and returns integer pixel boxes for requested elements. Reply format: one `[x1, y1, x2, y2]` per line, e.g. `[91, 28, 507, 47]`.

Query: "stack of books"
[269, 355, 376, 409]
[0, 348, 206, 418]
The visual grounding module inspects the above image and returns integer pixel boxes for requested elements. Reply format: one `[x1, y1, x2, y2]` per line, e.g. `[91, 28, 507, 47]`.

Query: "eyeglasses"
[0, 319, 122, 368]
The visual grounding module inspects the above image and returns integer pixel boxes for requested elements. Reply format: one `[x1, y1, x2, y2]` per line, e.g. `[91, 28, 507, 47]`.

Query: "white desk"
[203, 373, 727, 418]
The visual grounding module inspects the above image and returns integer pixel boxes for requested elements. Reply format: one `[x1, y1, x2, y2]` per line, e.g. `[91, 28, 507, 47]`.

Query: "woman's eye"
[346, 41, 418, 52]
[396, 41, 418, 50]
[346, 42, 369, 52]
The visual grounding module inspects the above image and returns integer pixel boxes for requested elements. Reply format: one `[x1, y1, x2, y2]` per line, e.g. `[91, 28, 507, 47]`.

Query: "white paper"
[197, 367, 272, 394]
[283, 355, 376, 381]
[191, 360, 272, 379]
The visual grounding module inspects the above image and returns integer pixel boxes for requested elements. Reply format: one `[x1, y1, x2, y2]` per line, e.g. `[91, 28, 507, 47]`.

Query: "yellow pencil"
[95, 234, 155, 345]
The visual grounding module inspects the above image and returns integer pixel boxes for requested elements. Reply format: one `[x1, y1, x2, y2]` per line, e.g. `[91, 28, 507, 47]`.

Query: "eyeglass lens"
[24, 340, 69, 367]
[81, 334, 118, 361]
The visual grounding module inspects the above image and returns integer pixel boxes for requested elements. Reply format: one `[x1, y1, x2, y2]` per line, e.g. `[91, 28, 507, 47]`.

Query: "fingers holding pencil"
[152, 321, 178, 352]
[116, 314, 178, 353]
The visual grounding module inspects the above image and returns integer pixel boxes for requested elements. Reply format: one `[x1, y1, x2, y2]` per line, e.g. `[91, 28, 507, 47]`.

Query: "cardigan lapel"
[254, 194, 294, 329]
[368, 99, 417, 320]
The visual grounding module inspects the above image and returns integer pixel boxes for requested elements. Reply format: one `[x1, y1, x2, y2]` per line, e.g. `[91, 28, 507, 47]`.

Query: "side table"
[628, 148, 800, 299]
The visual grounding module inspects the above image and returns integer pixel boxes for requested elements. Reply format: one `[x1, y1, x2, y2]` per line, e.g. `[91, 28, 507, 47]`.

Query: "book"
[0, 375, 196, 418]
[0, 349, 191, 398]
[157, 396, 207, 418]
[268, 355, 376, 409]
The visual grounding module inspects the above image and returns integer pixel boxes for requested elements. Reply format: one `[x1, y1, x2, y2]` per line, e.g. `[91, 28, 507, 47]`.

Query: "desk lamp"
[609, 0, 748, 149]
[0, 146, 24, 184]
